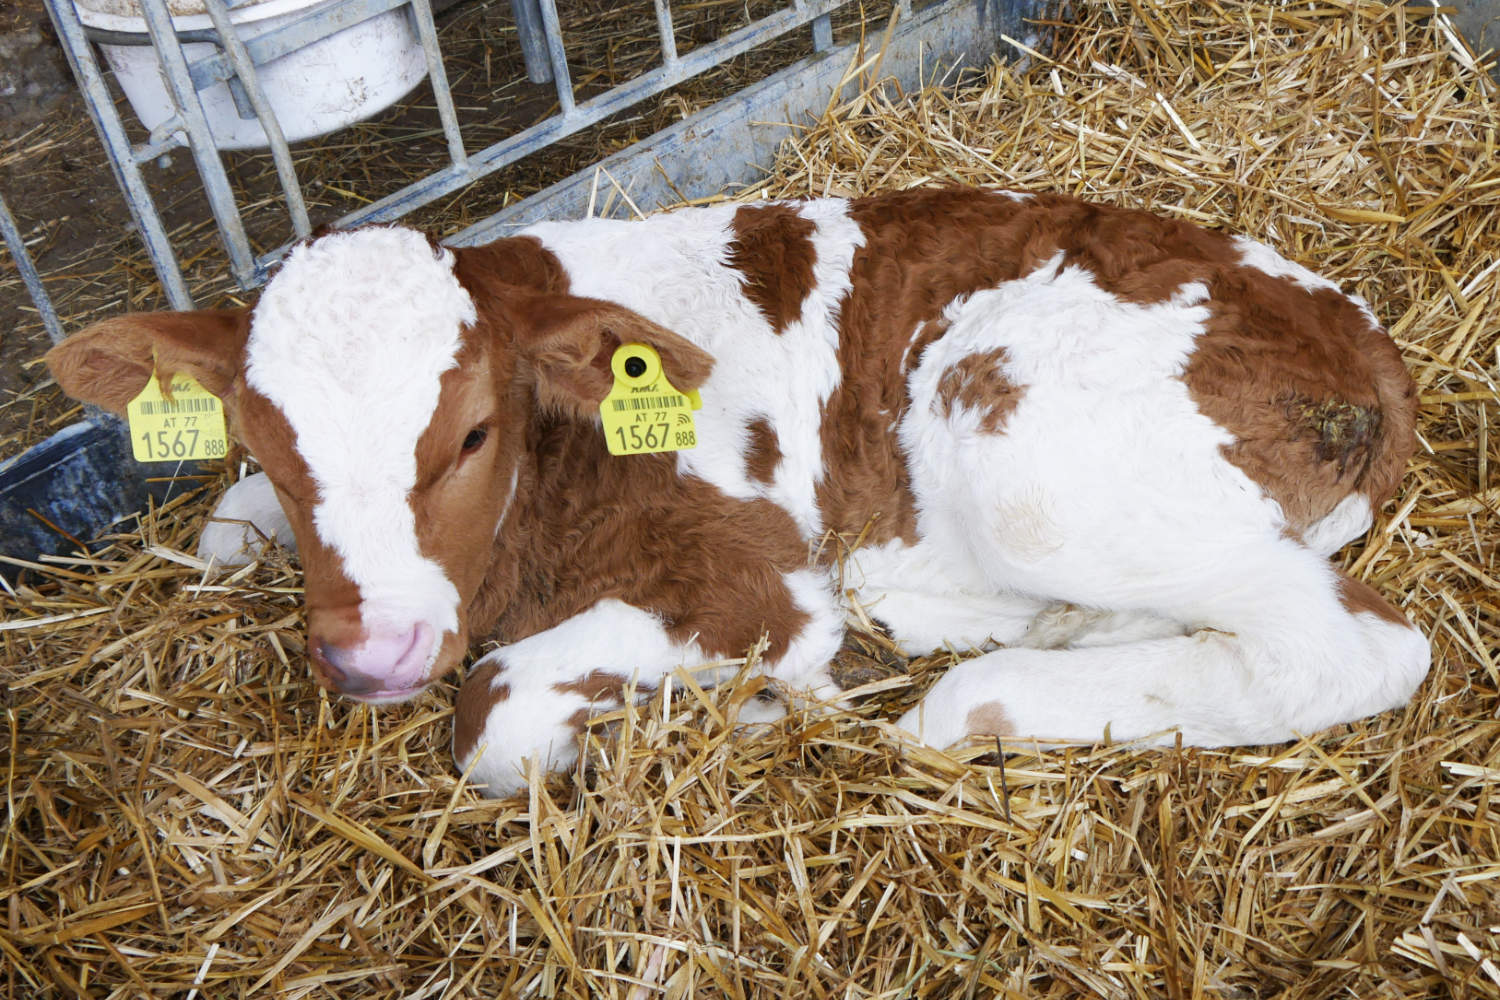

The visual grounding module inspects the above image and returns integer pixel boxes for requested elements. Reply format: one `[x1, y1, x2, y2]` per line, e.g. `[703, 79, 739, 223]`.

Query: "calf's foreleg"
[453, 568, 844, 796]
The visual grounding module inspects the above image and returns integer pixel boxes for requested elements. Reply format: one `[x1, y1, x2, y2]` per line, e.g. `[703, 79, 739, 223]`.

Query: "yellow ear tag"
[126, 373, 229, 463]
[600, 343, 702, 456]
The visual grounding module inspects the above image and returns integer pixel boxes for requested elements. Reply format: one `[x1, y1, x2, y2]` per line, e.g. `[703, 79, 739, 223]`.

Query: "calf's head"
[45, 227, 712, 702]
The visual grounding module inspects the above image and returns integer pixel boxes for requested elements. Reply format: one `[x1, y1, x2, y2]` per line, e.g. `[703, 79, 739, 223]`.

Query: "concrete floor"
[1450, 0, 1500, 74]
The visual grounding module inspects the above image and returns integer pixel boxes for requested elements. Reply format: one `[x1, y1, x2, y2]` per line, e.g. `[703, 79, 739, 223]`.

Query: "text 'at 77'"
[599, 343, 703, 456]
[127, 374, 230, 462]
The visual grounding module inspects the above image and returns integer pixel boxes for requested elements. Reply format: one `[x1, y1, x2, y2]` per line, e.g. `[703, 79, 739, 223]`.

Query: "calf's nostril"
[310, 640, 348, 683]
[311, 641, 385, 694]
[308, 626, 431, 697]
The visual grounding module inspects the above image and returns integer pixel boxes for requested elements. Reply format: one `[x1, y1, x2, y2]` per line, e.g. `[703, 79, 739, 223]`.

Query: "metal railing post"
[509, 0, 553, 84]
[408, 0, 469, 167]
[534, 0, 575, 116]
[653, 0, 679, 72]
[0, 193, 66, 345]
[200, 0, 312, 239]
[40, 0, 194, 309]
[136, 0, 261, 287]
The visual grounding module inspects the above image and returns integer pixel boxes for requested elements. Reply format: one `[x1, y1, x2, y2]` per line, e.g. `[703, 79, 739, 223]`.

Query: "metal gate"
[16, 0, 1035, 303]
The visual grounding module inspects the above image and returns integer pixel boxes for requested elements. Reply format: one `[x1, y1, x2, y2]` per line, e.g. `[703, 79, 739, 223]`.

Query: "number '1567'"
[614, 422, 670, 451]
[138, 429, 226, 459]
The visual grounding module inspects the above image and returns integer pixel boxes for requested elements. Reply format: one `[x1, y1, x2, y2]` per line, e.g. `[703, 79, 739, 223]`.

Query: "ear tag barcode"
[600, 343, 702, 456]
[126, 373, 229, 463]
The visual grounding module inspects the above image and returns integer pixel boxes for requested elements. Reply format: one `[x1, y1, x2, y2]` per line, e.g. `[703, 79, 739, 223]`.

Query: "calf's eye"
[461, 426, 488, 455]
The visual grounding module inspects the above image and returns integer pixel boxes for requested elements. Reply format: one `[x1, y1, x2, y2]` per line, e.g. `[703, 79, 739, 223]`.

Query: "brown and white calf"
[46, 187, 1429, 796]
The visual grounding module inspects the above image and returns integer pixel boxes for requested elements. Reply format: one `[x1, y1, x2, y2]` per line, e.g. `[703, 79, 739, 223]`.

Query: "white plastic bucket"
[74, 0, 429, 150]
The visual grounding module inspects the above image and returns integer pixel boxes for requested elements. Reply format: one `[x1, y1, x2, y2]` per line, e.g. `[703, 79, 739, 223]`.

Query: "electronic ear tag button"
[126, 373, 229, 463]
[600, 343, 701, 456]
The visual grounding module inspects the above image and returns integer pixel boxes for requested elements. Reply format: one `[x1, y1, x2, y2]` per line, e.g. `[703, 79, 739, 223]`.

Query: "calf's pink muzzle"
[309, 621, 437, 701]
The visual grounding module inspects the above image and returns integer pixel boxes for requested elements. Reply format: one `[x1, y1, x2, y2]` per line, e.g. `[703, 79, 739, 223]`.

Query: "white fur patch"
[1301, 492, 1374, 556]
[1233, 236, 1340, 293]
[457, 599, 710, 796]
[848, 538, 1047, 654]
[773, 567, 850, 702]
[896, 257, 1276, 606]
[246, 227, 477, 641]
[524, 201, 862, 537]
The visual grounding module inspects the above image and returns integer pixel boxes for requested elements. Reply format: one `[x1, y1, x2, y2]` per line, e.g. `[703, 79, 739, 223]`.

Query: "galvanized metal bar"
[0, 192, 66, 345]
[812, 13, 833, 51]
[40, 0, 195, 309]
[534, 0, 575, 116]
[509, 0, 554, 84]
[139, 117, 190, 161]
[186, 0, 411, 90]
[225, 76, 257, 118]
[200, 0, 312, 237]
[254, 0, 846, 258]
[136, 0, 261, 287]
[653, 0, 679, 69]
[408, 0, 468, 167]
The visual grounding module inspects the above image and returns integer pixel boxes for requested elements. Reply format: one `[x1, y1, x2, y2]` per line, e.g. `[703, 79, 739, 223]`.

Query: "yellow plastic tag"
[600, 343, 702, 456]
[126, 373, 230, 463]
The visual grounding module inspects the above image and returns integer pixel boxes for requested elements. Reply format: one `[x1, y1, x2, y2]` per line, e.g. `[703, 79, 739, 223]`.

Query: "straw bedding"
[4, 2, 1499, 996]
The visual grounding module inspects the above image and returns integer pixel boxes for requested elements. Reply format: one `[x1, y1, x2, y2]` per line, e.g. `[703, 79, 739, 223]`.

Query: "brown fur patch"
[1182, 272, 1415, 534]
[452, 235, 571, 297]
[727, 203, 817, 333]
[1337, 575, 1410, 627]
[818, 188, 1066, 546]
[965, 701, 1016, 738]
[554, 669, 657, 703]
[745, 419, 783, 484]
[468, 407, 814, 669]
[934, 347, 1025, 433]
[452, 661, 507, 766]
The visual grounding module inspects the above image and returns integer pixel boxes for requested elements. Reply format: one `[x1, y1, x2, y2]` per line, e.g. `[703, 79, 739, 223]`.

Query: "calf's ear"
[512, 294, 714, 418]
[45, 310, 250, 416]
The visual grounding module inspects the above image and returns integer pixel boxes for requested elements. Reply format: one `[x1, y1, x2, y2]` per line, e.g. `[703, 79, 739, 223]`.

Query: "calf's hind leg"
[898, 541, 1428, 750]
